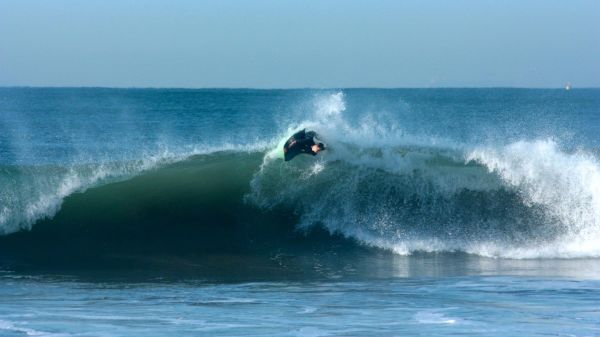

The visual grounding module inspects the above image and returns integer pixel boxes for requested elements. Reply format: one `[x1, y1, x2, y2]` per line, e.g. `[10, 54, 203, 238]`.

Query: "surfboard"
[265, 134, 288, 160]
[275, 134, 289, 159]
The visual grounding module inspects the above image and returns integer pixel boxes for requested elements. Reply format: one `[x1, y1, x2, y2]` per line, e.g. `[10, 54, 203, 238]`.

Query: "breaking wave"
[2, 92, 600, 260]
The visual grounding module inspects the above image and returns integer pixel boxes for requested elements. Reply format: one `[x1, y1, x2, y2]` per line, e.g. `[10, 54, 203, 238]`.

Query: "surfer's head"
[312, 143, 325, 153]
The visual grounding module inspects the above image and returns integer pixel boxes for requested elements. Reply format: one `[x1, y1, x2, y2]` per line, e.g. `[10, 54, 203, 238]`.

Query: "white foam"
[294, 326, 330, 337]
[252, 92, 600, 259]
[467, 139, 600, 258]
[0, 319, 70, 337]
[414, 311, 459, 325]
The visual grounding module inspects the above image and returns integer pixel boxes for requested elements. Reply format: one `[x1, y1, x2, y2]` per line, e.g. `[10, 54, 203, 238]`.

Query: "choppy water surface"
[1, 267, 600, 337]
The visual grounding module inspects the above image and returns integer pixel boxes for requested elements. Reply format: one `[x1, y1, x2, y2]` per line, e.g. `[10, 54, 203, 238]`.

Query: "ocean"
[1, 87, 599, 336]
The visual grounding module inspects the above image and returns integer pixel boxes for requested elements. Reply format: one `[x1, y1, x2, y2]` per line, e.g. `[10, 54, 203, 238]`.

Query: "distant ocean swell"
[1, 93, 600, 260]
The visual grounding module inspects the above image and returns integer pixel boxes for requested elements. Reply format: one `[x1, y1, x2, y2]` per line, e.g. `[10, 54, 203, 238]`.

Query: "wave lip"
[0, 143, 271, 235]
[1, 157, 167, 235]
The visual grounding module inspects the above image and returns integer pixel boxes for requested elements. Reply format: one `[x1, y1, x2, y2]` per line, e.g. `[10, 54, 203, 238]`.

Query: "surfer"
[283, 129, 326, 161]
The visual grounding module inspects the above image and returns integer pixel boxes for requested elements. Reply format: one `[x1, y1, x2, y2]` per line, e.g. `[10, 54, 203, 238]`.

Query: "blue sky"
[1, 0, 598, 88]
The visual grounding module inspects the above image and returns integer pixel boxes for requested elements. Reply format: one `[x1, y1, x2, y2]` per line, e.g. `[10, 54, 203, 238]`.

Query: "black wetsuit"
[283, 129, 318, 161]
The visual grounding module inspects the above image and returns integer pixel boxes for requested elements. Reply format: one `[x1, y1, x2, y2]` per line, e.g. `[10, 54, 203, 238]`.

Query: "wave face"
[0, 152, 351, 269]
[1, 88, 600, 262]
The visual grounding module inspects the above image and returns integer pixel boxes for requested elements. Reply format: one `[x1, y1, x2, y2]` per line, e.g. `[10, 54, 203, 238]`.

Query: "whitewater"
[2, 87, 600, 337]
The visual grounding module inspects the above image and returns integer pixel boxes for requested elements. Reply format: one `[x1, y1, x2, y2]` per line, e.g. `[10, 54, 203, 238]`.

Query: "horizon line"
[1, 85, 598, 90]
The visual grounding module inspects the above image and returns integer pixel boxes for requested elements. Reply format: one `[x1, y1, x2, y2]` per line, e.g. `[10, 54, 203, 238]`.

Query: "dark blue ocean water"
[1, 88, 600, 336]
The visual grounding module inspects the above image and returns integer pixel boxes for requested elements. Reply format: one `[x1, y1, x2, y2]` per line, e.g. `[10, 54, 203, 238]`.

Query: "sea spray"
[467, 139, 600, 258]
[250, 92, 600, 258]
